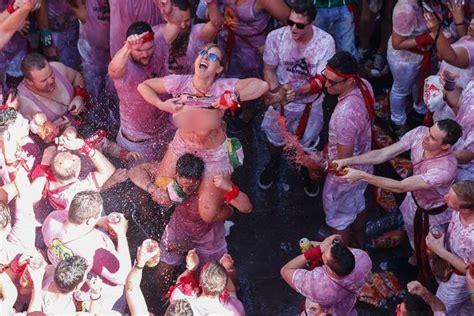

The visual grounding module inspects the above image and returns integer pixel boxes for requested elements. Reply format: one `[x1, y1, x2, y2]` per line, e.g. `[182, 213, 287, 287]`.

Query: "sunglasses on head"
[199, 49, 220, 62]
[287, 19, 309, 30]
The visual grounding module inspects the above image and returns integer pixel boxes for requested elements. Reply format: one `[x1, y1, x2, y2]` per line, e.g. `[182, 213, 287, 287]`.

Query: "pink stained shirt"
[112, 43, 169, 141]
[323, 82, 374, 230]
[292, 249, 372, 316]
[453, 80, 474, 180]
[163, 74, 239, 98]
[78, 0, 110, 64]
[263, 25, 335, 111]
[152, 23, 207, 75]
[219, 0, 271, 78]
[41, 211, 123, 285]
[109, 0, 164, 56]
[45, 172, 101, 211]
[446, 212, 474, 265]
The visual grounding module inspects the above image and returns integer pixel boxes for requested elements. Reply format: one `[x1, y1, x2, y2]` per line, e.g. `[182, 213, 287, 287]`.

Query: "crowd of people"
[0, 0, 473, 315]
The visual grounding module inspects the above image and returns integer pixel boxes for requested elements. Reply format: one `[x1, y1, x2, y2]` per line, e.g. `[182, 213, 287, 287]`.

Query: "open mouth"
[199, 62, 209, 70]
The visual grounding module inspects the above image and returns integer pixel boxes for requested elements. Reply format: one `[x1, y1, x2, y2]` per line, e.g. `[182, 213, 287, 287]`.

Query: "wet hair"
[51, 151, 81, 182]
[164, 299, 194, 316]
[21, 53, 48, 80]
[0, 108, 18, 135]
[200, 262, 228, 296]
[452, 181, 474, 210]
[68, 191, 103, 224]
[290, 0, 317, 23]
[326, 242, 355, 276]
[436, 119, 462, 145]
[126, 21, 153, 37]
[171, 0, 191, 12]
[0, 201, 11, 229]
[176, 153, 205, 180]
[403, 293, 433, 316]
[54, 256, 88, 293]
[327, 51, 358, 75]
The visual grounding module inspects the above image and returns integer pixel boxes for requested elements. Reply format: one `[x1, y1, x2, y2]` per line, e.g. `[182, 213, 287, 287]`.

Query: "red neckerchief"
[325, 65, 375, 121]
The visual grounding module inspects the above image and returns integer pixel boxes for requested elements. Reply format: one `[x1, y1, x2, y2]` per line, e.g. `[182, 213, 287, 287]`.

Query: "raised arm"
[109, 32, 149, 79]
[0, 0, 35, 49]
[235, 78, 269, 101]
[198, 0, 223, 42]
[137, 77, 181, 113]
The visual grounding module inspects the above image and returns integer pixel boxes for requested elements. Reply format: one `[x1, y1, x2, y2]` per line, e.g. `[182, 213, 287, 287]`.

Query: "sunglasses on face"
[287, 19, 309, 30]
[321, 69, 347, 86]
[199, 49, 221, 62]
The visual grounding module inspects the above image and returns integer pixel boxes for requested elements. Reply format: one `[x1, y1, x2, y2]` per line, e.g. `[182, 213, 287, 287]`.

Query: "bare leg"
[155, 147, 180, 179]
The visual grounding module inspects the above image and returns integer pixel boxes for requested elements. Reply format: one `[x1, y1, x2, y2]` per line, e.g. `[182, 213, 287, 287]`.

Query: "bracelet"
[469, 290, 474, 296]
[224, 184, 240, 204]
[134, 263, 144, 270]
[7, 3, 15, 14]
[454, 22, 464, 26]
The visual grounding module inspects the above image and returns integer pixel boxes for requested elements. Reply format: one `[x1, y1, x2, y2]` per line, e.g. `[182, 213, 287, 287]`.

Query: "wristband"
[415, 33, 434, 48]
[7, 3, 15, 14]
[0, 103, 8, 110]
[469, 290, 474, 296]
[454, 22, 464, 26]
[304, 245, 322, 262]
[40, 29, 53, 48]
[224, 183, 240, 204]
[74, 86, 88, 101]
[134, 261, 144, 270]
[308, 74, 326, 95]
[79, 140, 95, 157]
[119, 149, 129, 160]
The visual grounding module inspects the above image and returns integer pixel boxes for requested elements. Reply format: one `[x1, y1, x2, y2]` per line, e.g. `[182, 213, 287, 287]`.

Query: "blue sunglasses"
[199, 49, 221, 62]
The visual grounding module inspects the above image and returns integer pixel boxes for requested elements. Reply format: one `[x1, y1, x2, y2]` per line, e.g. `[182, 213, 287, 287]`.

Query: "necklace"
[191, 78, 211, 97]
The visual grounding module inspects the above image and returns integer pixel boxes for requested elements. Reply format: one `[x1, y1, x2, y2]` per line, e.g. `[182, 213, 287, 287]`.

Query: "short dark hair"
[327, 51, 358, 75]
[54, 256, 88, 293]
[327, 242, 355, 276]
[68, 191, 103, 224]
[436, 119, 462, 145]
[0, 201, 11, 229]
[290, 0, 317, 23]
[21, 53, 48, 79]
[403, 293, 433, 316]
[172, 0, 191, 12]
[126, 21, 153, 37]
[176, 153, 205, 180]
[165, 299, 194, 316]
[0, 108, 18, 135]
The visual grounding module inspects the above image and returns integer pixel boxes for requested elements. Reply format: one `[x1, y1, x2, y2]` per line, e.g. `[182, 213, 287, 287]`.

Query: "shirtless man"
[153, 0, 223, 75]
[138, 43, 269, 225]
[17, 53, 87, 128]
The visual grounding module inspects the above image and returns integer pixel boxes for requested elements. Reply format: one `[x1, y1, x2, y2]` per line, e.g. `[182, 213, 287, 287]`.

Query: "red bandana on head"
[325, 65, 375, 121]
[141, 31, 155, 43]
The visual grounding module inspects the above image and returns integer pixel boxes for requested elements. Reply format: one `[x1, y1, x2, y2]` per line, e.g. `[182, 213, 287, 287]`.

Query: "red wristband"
[79, 140, 95, 157]
[224, 183, 240, 204]
[7, 3, 15, 14]
[74, 86, 89, 101]
[308, 75, 326, 95]
[415, 33, 434, 48]
[119, 149, 129, 160]
[304, 245, 322, 262]
[0, 103, 8, 110]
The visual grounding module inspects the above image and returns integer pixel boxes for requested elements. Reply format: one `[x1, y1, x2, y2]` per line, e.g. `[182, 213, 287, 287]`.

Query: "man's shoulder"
[267, 26, 288, 42]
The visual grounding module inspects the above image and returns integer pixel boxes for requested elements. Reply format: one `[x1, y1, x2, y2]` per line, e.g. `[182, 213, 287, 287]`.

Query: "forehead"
[206, 46, 222, 57]
[137, 41, 154, 51]
[430, 123, 446, 140]
[289, 11, 310, 24]
[31, 63, 52, 80]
